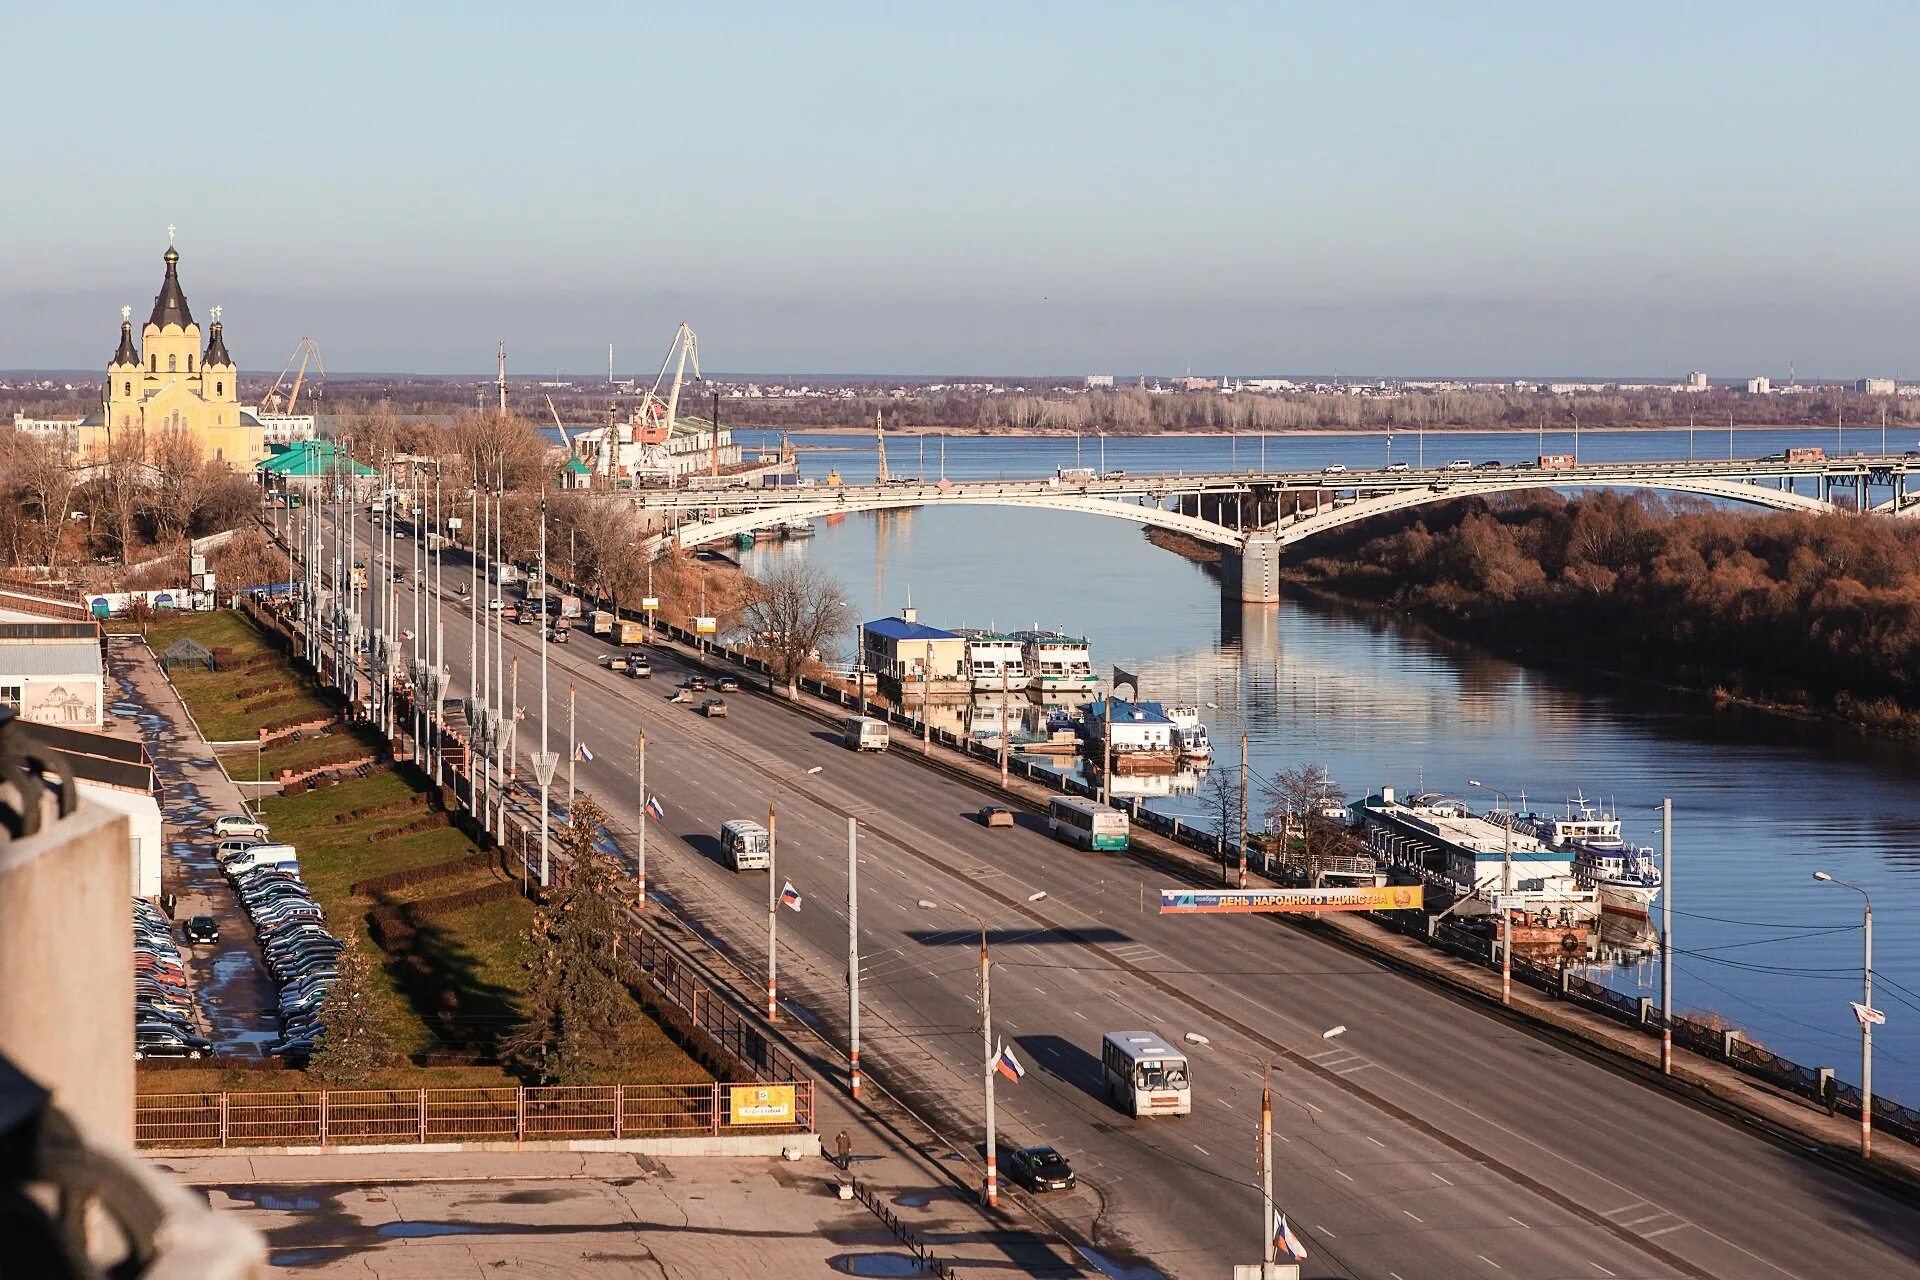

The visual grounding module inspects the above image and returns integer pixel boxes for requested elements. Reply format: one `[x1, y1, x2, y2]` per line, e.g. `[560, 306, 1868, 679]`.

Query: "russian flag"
[780, 880, 802, 912]
[1273, 1211, 1307, 1261]
[575, 742, 593, 763]
[994, 1042, 1025, 1083]
[644, 794, 665, 822]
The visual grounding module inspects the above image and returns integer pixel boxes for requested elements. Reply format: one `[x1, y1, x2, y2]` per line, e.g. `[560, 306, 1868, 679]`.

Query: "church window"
[149, 355, 156, 372]
[123, 381, 130, 395]
[168, 354, 176, 372]
[187, 355, 194, 372]
[216, 448, 224, 461]
[215, 381, 223, 395]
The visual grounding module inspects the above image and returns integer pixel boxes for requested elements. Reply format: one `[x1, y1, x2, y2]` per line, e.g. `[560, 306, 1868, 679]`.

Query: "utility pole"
[635, 728, 647, 908]
[768, 792, 780, 1020]
[1237, 726, 1249, 889]
[998, 661, 1011, 788]
[1813, 869, 1875, 1160]
[497, 340, 508, 415]
[1661, 798, 1673, 1075]
[567, 685, 578, 810]
[979, 921, 998, 1208]
[920, 641, 931, 754]
[847, 816, 861, 1100]
[1100, 690, 1113, 806]
[532, 502, 557, 891]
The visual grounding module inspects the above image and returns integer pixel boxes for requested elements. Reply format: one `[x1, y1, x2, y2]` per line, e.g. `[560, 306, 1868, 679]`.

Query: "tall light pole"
[846, 816, 861, 1100]
[1813, 870, 1875, 1160]
[531, 502, 557, 890]
[917, 891, 1048, 1208]
[1660, 798, 1673, 1075]
[1185, 1026, 1346, 1278]
[767, 765, 823, 1019]
[635, 726, 648, 908]
[1468, 780, 1514, 1005]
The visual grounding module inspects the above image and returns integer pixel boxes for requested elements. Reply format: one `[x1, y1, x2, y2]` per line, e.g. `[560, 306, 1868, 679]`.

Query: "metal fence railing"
[134, 1081, 810, 1149]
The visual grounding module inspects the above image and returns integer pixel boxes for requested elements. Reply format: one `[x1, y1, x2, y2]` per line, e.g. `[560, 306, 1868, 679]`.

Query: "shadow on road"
[1015, 1033, 1107, 1100]
[903, 927, 1131, 947]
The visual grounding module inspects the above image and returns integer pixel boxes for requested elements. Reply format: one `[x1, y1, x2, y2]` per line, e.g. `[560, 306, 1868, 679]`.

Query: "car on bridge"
[1385, 461, 1410, 472]
[1322, 463, 1348, 474]
[1444, 458, 1473, 471]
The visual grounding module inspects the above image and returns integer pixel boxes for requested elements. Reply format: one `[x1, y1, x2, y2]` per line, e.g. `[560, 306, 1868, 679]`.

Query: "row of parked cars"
[134, 898, 212, 1059]
[215, 814, 343, 1065]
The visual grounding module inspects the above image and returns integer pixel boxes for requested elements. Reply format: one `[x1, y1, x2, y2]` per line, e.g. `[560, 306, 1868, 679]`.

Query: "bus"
[1049, 797, 1129, 851]
[1101, 1030, 1192, 1117]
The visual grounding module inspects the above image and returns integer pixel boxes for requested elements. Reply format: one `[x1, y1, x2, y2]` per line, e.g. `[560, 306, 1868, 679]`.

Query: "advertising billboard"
[727, 1084, 796, 1126]
[1159, 885, 1424, 915]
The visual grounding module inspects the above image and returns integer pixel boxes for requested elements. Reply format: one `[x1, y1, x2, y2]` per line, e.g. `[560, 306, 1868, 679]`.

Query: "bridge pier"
[1224, 531, 1281, 604]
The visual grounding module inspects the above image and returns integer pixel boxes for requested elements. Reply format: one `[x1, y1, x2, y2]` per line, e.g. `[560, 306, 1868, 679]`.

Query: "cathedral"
[79, 242, 266, 467]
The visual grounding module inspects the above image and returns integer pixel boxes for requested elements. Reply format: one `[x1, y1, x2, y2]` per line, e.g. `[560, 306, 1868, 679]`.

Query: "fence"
[848, 1174, 961, 1279]
[134, 1081, 811, 1150]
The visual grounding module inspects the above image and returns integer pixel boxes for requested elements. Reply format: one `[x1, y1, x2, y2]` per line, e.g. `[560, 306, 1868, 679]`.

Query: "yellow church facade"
[77, 245, 266, 468]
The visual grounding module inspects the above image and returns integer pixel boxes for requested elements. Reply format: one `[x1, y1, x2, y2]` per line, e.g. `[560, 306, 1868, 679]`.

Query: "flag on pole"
[1112, 665, 1139, 695]
[1273, 1211, 1307, 1261]
[994, 1042, 1025, 1083]
[780, 880, 802, 912]
[644, 794, 665, 822]
[574, 742, 593, 763]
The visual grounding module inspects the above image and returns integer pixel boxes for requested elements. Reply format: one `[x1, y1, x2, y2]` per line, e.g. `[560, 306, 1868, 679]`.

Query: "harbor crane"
[260, 337, 325, 416]
[609, 322, 700, 478]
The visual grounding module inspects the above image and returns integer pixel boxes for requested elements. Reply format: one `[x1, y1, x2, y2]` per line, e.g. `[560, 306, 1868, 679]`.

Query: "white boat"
[778, 517, 815, 538]
[959, 631, 1028, 695]
[1016, 629, 1099, 696]
[1484, 794, 1663, 920]
[1164, 705, 1214, 761]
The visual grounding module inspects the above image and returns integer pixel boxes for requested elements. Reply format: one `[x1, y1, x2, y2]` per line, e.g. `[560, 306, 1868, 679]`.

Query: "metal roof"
[0, 641, 101, 677]
[863, 617, 960, 643]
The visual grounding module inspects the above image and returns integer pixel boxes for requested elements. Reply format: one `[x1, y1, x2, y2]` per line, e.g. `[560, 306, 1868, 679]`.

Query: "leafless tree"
[742, 560, 853, 697]
[1261, 763, 1348, 883]
[1199, 764, 1239, 884]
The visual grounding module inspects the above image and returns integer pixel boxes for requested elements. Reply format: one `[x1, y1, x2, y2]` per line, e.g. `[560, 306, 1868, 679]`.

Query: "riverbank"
[765, 421, 1851, 439]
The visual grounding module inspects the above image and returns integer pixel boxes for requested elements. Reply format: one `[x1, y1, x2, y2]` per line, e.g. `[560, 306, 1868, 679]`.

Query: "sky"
[3, 1, 1915, 377]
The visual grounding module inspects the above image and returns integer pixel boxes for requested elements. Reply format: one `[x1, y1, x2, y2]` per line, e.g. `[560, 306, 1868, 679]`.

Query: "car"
[1385, 461, 1411, 473]
[181, 916, 220, 945]
[679, 676, 708, 691]
[978, 805, 1015, 829]
[268, 1036, 314, 1066]
[214, 814, 269, 840]
[699, 697, 729, 718]
[1321, 463, 1349, 475]
[488, 597, 503, 612]
[547, 626, 569, 644]
[715, 676, 740, 692]
[1477, 459, 1503, 470]
[135, 1028, 212, 1060]
[1103, 469, 1128, 479]
[391, 568, 406, 582]
[1444, 459, 1473, 471]
[1004, 1145, 1076, 1192]
[628, 659, 652, 679]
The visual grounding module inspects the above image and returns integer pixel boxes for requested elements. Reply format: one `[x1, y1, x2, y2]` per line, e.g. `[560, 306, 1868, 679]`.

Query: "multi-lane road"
[326, 518, 1920, 1279]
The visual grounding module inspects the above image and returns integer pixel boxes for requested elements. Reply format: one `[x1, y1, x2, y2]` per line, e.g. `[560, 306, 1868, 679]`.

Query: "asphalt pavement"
[323, 521, 1920, 1280]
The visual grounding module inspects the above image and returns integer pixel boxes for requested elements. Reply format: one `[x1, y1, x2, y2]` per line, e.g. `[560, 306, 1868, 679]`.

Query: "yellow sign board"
[691, 615, 718, 635]
[728, 1084, 796, 1126]
[1159, 884, 1424, 914]
[641, 596, 661, 611]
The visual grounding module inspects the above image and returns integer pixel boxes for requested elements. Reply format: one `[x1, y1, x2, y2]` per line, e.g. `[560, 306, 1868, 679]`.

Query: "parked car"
[182, 916, 220, 945]
[1004, 1145, 1077, 1192]
[135, 1028, 212, 1060]
[1321, 463, 1349, 474]
[978, 805, 1015, 829]
[699, 697, 729, 718]
[214, 814, 269, 840]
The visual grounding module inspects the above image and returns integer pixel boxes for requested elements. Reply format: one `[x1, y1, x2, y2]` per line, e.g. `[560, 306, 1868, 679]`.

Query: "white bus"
[1101, 1030, 1192, 1117]
[1049, 796, 1129, 851]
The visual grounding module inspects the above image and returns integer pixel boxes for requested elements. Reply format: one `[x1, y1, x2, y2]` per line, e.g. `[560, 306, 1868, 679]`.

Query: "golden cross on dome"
[211, 305, 222, 324]
[167, 224, 176, 245]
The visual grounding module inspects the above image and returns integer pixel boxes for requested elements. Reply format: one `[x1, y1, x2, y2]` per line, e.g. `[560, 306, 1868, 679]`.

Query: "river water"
[734, 425, 1920, 1098]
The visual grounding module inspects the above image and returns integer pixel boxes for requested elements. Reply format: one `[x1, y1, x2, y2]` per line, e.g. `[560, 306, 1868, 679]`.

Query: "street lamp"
[918, 890, 1048, 1208]
[1813, 870, 1875, 1159]
[1468, 779, 1515, 1005]
[767, 765, 823, 1019]
[1184, 1026, 1346, 1278]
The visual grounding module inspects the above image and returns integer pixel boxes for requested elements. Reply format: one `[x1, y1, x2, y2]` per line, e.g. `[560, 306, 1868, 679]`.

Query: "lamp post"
[531, 502, 557, 890]
[1813, 870, 1875, 1160]
[1468, 780, 1514, 1005]
[846, 816, 861, 1100]
[767, 765, 823, 1019]
[1184, 1025, 1346, 1278]
[634, 726, 648, 908]
[918, 891, 1048, 1208]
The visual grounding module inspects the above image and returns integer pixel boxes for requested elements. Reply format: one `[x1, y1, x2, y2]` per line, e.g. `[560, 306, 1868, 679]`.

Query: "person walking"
[835, 1130, 853, 1171]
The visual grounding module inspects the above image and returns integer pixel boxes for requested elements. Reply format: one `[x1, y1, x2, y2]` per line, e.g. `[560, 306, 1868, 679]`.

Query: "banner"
[728, 1084, 796, 1126]
[1160, 885, 1423, 915]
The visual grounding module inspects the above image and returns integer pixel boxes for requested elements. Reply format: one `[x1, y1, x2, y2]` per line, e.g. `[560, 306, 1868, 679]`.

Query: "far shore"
[731, 422, 1856, 440]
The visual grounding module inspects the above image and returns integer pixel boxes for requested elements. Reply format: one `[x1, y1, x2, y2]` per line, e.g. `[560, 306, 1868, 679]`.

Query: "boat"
[778, 517, 815, 538]
[1359, 787, 1600, 926]
[1164, 705, 1213, 762]
[734, 530, 757, 550]
[1483, 794, 1663, 920]
[1016, 629, 1100, 696]
[956, 631, 1028, 694]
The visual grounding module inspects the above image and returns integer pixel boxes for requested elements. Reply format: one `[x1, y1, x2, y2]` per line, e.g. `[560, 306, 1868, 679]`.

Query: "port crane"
[608, 323, 701, 478]
[260, 337, 325, 416]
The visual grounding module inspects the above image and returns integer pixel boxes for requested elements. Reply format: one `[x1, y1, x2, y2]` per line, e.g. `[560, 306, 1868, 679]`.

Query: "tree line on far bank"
[1287, 491, 1920, 737]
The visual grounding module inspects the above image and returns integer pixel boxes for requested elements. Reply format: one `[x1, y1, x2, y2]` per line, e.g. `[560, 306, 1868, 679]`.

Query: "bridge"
[634, 452, 1920, 602]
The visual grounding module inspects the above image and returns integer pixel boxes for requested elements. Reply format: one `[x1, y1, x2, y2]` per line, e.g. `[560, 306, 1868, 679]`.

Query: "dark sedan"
[1004, 1144, 1076, 1192]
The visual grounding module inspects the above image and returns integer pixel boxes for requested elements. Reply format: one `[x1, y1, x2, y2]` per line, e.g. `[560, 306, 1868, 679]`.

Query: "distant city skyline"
[3, 2, 1915, 377]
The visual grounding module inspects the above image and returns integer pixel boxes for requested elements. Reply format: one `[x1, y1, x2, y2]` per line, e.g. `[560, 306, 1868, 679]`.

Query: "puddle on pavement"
[228, 1190, 321, 1211]
[497, 1188, 582, 1205]
[826, 1255, 930, 1277]
[377, 1221, 526, 1239]
[268, 1250, 334, 1268]
[1075, 1247, 1171, 1280]
[889, 1190, 941, 1208]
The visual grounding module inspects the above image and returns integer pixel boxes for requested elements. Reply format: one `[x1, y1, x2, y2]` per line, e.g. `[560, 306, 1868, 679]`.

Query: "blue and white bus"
[1049, 797, 1129, 851]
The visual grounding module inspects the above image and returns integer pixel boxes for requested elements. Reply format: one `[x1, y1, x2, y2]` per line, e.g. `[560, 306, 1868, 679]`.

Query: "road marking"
[1432, 1172, 1453, 1185]
[1334, 1062, 1372, 1074]
[1335, 1169, 1354, 1182]
[1366, 1135, 1386, 1147]
[1300, 1100, 1321, 1113]
[1508, 1216, 1528, 1229]
[1317, 1225, 1336, 1239]
[1602, 1202, 1645, 1217]
[1073, 1010, 1087, 1021]
[1590, 1266, 1615, 1277]
[1403, 1211, 1423, 1223]
[1193, 1144, 1210, 1155]
[1031, 986, 1046, 995]
[1643, 1224, 1688, 1240]
[1479, 1255, 1501, 1270]
[1619, 1212, 1665, 1227]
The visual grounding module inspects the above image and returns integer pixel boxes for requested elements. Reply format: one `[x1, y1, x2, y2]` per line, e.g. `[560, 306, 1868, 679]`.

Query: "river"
[733, 425, 1920, 1100]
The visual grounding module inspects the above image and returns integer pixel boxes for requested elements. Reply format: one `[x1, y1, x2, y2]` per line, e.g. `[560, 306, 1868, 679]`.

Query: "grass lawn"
[142, 611, 336, 742]
[218, 723, 387, 781]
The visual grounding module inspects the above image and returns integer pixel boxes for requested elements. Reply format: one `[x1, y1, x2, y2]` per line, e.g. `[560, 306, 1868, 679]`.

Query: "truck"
[1536, 454, 1576, 471]
[616, 619, 647, 646]
[843, 716, 890, 752]
[590, 610, 615, 637]
[1785, 446, 1827, 464]
[560, 594, 583, 620]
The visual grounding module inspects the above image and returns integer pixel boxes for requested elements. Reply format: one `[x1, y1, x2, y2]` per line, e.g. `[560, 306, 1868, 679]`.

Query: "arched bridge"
[634, 452, 1920, 602]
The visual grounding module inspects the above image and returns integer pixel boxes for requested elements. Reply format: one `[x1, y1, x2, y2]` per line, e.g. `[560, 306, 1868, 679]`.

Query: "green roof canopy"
[257, 439, 378, 478]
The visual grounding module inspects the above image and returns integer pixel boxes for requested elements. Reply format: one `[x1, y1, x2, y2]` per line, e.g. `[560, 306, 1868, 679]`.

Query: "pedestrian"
[835, 1129, 853, 1170]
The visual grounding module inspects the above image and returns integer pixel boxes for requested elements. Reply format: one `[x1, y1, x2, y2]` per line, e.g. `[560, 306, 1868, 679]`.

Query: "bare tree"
[1199, 765, 1239, 885]
[1260, 763, 1348, 884]
[742, 561, 853, 697]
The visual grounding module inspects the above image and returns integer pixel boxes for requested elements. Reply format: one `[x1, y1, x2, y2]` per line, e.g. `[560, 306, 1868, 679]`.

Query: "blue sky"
[3, 1, 1914, 376]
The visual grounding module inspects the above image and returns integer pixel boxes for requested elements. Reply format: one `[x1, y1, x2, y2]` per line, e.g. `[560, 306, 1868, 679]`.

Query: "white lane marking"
[1591, 1266, 1615, 1277]
[1403, 1211, 1423, 1223]
[1643, 1224, 1689, 1240]
[1479, 1256, 1501, 1270]
[1073, 1010, 1087, 1021]
[1335, 1169, 1354, 1182]
[1366, 1135, 1386, 1147]
[1603, 1202, 1645, 1217]
[1300, 1100, 1321, 1113]
[1193, 1144, 1210, 1156]
[1619, 1212, 1666, 1228]
[1508, 1216, 1528, 1229]
[1432, 1171, 1453, 1185]
[1333, 1062, 1372, 1074]
[1317, 1225, 1337, 1238]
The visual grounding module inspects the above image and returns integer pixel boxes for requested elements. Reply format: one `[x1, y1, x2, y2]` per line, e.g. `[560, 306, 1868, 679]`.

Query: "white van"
[720, 820, 771, 872]
[224, 843, 299, 878]
[843, 716, 889, 752]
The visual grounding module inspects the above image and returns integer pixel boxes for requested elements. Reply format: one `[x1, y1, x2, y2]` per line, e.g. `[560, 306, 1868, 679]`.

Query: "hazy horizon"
[4, 2, 1915, 378]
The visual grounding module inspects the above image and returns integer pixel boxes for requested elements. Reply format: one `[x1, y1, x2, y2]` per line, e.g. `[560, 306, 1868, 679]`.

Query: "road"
[319, 515, 1920, 1279]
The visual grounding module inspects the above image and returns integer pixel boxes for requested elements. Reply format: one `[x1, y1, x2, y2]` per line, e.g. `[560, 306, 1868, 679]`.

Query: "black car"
[135, 1027, 212, 1060]
[715, 676, 739, 692]
[183, 916, 219, 945]
[679, 676, 708, 691]
[1004, 1144, 1077, 1192]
